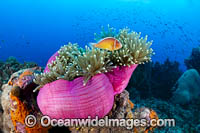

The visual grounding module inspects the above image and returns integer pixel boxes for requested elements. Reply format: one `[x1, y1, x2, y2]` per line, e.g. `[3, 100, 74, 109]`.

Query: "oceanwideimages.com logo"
[25, 115, 175, 129]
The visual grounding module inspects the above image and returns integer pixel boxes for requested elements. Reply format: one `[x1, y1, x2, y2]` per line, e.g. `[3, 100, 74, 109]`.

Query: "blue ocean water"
[0, 0, 199, 69]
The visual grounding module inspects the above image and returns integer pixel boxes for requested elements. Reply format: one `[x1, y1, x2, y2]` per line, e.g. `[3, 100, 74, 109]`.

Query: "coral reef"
[150, 59, 182, 99]
[0, 26, 157, 132]
[130, 90, 200, 132]
[0, 68, 159, 132]
[127, 58, 183, 99]
[0, 56, 38, 88]
[1, 67, 49, 133]
[184, 45, 200, 74]
[171, 69, 200, 104]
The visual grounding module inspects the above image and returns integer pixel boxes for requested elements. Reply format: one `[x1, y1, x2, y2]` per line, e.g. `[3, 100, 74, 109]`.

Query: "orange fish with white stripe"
[90, 37, 122, 51]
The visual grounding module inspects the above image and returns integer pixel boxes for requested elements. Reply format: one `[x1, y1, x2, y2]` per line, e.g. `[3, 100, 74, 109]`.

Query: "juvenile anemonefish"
[90, 37, 122, 51]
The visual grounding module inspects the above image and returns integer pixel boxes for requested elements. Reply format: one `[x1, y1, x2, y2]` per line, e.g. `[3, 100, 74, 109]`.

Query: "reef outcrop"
[171, 69, 200, 104]
[0, 57, 38, 88]
[185, 46, 200, 74]
[0, 67, 48, 133]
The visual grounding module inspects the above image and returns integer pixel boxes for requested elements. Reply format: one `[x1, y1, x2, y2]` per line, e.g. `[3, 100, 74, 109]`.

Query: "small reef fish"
[90, 37, 122, 51]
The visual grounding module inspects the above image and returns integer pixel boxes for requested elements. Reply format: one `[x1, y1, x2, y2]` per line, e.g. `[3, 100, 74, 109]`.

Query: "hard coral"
[171, 69, 200, 105]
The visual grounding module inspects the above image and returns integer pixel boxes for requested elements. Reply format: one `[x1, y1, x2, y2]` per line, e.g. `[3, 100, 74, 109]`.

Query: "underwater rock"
[0, 88, 3, 132]
[171, 69, 200, 104]
[0, 56, 38, 88]
[0, 111, 2, 133]
[1, 67, 48, 133]
[185, 46, 200, 74]
[133, 107, 158, 133]
[1, 84, 15, 133]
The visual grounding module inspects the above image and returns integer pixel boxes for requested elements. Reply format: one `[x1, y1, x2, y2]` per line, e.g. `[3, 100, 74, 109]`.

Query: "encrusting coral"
[34, 25, 154, 88]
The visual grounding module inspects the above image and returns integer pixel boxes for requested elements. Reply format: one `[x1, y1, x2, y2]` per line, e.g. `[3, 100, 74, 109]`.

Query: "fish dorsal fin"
[98, 37, 116, 43]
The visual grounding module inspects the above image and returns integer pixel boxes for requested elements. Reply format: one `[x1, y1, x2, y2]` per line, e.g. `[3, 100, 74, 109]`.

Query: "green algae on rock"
[34, 26, 154, 88]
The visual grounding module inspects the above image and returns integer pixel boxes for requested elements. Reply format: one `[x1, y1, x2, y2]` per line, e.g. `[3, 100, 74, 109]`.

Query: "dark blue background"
[0, 0, 199, 69]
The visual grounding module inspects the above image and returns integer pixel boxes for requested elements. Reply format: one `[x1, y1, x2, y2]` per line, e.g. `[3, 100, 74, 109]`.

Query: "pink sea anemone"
[37, 65, 137, 119]
[37, 74, 114, 119]
[44, 51, 59, 73]
[37, 50, 138, 119]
